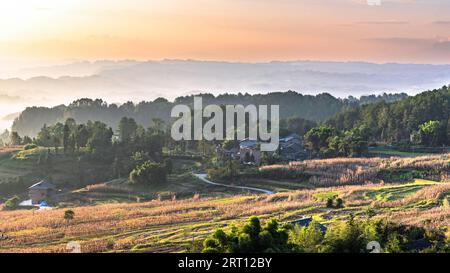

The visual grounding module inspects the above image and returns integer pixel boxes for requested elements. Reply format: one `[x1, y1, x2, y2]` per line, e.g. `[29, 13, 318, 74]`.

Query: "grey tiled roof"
[29, 180, 56, 190]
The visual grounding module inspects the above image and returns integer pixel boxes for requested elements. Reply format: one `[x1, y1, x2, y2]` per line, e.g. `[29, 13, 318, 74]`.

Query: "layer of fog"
[0, 59, 449, 131]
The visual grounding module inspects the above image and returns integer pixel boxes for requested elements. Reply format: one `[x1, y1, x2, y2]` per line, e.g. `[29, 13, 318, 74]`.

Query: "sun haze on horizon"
[0, 0, 450, 64]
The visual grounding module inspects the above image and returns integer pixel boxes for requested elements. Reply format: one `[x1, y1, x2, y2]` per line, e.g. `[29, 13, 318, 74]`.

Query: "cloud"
[354, 20, 409, 25]
[365, 37, 450, 46]
[432, 40, 450, 52]
[362, 37, 450, 63]
[350, 0, 415, 4]
[433, 21, 450, 25]
[364, 37, 431, 44]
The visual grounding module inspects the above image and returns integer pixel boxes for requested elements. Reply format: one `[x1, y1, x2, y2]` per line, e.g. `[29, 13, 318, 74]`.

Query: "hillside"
[0, 146, 119, 199]
[0, 153, 448, 253]
[327, 85, 450, 144]
[0, 178, 448, 253]
[0, 145, 241, 202]
[12, 92, 407, 137]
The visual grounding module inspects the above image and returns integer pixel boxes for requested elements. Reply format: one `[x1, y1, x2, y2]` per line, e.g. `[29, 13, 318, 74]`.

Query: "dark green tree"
[87, 121, 113, 157]
[64, 210, 75, 221]
[10, 131, 21, 145]
[118, 117, 138, 143]
[417, 120, 443, 146]
[201, 216, 290, 253]
[304, 126, 334, 156]
[75, 124, 90, 149]
[129, 160, 167, 185]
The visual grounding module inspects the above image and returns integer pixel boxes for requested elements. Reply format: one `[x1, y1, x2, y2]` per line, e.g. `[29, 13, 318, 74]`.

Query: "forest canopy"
[326, 85, 450, 145]
[12, 92, 407, 137]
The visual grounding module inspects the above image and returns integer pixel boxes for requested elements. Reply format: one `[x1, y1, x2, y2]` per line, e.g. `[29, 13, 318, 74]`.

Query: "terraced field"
[1, 179, 448, 253]
[232, 178, 314, 192]
[363, 180, 437, 202]
[0, 149, 448, 252]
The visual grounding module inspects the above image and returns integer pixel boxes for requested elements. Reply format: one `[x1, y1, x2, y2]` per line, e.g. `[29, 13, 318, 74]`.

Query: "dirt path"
[193, 173, 273, 195]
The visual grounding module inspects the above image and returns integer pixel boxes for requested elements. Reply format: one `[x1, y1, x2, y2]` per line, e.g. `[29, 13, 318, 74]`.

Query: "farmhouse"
[218, 134, 307, 166]
[28, 180, 57, 205]
[288, 216, 327, 232]
[279, 133, 308, 161]
[216, 145, 239, 160]
[239, 139, 261, 165]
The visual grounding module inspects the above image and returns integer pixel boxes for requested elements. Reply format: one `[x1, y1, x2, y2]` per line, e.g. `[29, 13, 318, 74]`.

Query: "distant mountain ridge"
[1, 60, 449, 104]
[2, 59, 449, 132]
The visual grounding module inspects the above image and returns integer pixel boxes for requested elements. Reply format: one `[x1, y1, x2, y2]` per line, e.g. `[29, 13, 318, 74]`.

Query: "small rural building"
[28, 180, 57, 205]
[404, 238, 432, 252]
[216, 145, 240, 160]
[288, 216, 327, 232]
[279, 133, 308, 161]
[239, 139, 261, 165]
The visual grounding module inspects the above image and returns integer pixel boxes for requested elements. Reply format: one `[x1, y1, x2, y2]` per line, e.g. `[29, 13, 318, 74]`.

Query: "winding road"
[193, 173, 273, 195]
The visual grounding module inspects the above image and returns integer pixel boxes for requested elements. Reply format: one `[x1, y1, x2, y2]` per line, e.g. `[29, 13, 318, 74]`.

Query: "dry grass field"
[1, 178, 448, 253]
[0, 152, 448, 253]
[262, 153, 450, 186]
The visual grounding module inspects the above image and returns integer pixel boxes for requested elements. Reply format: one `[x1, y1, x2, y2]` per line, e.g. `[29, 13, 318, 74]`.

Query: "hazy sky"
[1, 0, 450, 63]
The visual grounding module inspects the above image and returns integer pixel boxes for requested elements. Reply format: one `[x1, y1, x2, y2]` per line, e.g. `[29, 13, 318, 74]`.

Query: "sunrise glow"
[0, 0, 449, 63]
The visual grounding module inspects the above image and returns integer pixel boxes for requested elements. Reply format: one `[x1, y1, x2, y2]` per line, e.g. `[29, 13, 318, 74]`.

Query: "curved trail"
[193, 173, 273, 195]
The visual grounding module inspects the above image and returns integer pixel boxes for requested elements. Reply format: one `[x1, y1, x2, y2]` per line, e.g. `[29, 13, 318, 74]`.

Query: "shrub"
[322, 215, 380, 253]
[443, 197, 450, 208]
[289, 221, 325, 253]
[325, 197, 344, 209]
[200, 215, 449, 253]
[207, 167, 233, 181]
[3, 195, 20, 210]
[384, 232, 403, 253]
[129, 160, 167, 185]
[364, 208, 377, 218]
[335, 198, 344, 208]
[64, 210, 75, 221]
[377, 169, 426, 182]
[23, 144, 38, 150]
[200, 216, 291, 253]
[206, 159, 240, 181]
[106, 238, 115, 250]
[326, 198, 334, 208]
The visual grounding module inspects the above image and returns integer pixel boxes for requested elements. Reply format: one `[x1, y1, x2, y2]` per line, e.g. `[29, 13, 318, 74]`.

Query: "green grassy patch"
[368, 148, 431, 157]
[364, 179, 437, 202]
[313, 191, 338, 201]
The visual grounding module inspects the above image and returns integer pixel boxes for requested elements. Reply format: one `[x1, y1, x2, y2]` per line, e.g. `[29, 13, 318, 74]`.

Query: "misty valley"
[1, 0, 450, 262]
[0, 86, 449, 253]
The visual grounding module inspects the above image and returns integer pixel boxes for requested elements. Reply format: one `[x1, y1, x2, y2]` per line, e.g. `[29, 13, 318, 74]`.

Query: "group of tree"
[12, 92, 407, 138]
[35, 118, 112, 156]
[326, 197, 344, 209]
[206, 157, 241, 182]
[200, 215, 448, 253]
[301, 85, 450, 157]
[0, 129, 33, 146]
[326, 85, 450, 146]
[279, 117, 317, 138]
[202, 216, 290, 253]
[25, 116, 170, 187]
[129, 160, 167, 186]
[304, 124, 370, 157]
[113, 117, 170, 185]
[411, 120, 448, 147]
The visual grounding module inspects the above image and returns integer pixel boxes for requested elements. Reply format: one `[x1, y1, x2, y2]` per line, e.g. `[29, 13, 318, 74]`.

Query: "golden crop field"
[1, 178, 449, 253]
